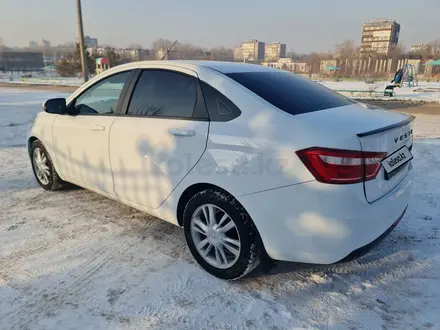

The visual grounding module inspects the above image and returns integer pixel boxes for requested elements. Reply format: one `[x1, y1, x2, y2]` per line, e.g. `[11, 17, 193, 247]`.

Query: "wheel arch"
[178, 182, 273, 278]
[28, 136, 64, 182]
[176, 183, 237, 227]
[28, 136, 39, 155]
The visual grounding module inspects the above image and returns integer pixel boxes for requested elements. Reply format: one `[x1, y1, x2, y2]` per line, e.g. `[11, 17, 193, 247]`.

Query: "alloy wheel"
[33, 147, 50, 185]
[190, 204, 241, 269]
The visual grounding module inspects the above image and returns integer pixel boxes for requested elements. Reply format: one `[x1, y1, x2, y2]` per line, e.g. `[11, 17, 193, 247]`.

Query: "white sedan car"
[28, 61, 414, 279]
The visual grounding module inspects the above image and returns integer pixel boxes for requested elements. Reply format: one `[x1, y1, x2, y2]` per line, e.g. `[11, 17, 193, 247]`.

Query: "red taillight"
[296, 147, 386, 184]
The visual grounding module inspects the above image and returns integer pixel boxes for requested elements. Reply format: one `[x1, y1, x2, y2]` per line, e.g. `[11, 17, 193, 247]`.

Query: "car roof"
[119, 60, 274, 74]
[174, 61, 272, 73]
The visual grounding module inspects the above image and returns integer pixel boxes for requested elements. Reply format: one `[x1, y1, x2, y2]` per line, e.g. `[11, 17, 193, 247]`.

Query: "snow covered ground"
[2, 72, 440, 102]
[1, 87, 440, 329]
[320, 81, 440, 102]
[0, 74, 82, 87]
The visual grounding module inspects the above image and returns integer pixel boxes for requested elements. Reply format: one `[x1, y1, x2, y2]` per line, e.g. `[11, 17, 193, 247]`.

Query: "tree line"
[54, 38, 440, 78]
[55, 39, 235, 77]
[56, 43, 129, 77]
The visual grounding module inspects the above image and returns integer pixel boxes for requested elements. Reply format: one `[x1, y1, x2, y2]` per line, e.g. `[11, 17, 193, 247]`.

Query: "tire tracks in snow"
[4, 243, 131, 329]
[0, 225, 100, 272]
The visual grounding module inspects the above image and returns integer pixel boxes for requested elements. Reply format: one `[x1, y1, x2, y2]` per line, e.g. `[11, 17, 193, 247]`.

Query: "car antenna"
[161, 40, 178, 60]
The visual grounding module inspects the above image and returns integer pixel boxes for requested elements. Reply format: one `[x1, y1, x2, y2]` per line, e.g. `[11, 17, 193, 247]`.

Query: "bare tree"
[287, 51, 302, 60]
[149, 39, 238, 62]
[429, 40, 440, 58]
[390, 43, 408, 58]
[303, 52, 323, 77]
[175, 42, 205, 59]
[333, 40, 359, 77]
[209, 47, 234, 61]
[152, 39, 175, 51]
[334, 40, 358, 59]
[128, 44, 143, 50]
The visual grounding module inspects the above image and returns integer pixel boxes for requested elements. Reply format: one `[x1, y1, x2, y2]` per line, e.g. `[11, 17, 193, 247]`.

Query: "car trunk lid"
[357, 114, 414, 203]
[292, 103, 414, 203]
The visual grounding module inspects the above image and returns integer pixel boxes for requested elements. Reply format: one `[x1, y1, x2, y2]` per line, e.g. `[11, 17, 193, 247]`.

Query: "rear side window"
[200, 82, 241, 121]
[226, 71, 353, 115]
[127, 70, 197, 118]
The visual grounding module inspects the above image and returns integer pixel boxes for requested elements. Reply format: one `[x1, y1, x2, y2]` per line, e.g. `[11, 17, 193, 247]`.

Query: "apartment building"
[233, 40, 265, 62]
[265, 42, 286, 61]
[410, 43, 431, 55]
[0, 50, 44, 71]
[360, 19, 400, 56]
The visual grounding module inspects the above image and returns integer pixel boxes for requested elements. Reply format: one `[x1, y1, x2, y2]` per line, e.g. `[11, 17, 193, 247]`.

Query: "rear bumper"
[336, 205, 407, 263]
[238, 166, 413, 264]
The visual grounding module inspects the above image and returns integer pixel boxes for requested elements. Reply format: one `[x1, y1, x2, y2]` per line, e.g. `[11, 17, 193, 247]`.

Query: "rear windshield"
[226, 71, 353, 115]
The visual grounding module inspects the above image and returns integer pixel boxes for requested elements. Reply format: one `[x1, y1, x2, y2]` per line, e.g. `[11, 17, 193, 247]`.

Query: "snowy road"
[1, 87, 440, 329]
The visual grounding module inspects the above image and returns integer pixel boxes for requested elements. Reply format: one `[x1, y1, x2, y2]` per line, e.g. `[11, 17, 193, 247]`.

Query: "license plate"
[381, 145, 413, 175]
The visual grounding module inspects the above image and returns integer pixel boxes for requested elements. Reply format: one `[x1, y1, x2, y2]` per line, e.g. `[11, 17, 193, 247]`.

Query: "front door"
[53, 71, 132, 194]
[110, 69, 209, 208]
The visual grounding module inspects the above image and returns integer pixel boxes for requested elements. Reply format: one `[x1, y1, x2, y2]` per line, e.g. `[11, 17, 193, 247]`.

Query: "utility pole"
[76, 0, 89, 82]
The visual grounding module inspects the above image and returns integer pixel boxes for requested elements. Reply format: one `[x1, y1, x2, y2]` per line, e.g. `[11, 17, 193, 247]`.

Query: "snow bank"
[0, 73, 82, 87]
[320, 81, 440, 103]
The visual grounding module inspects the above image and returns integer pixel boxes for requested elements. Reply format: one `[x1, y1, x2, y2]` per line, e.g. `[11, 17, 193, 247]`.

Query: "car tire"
[183, 188, 261, 280]
[30, 140, 65, 191]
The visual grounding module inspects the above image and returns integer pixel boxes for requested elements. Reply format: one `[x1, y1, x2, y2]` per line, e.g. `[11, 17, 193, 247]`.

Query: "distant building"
[265, 42, 287, 61]
[156, 48, 178, 60]
[86, 47, 150, 62]
[233, 40, 265, 62]
[233, 47, 243, 61]
[116, 48, 150, 61]
[43, 55, 57, 66]
[0, 50, 44, 71]
[410, 43, 431, 55]
[38, 39, 51, 48]
[320, 59, 338, 72]
[262, 58, 309, 73]
[29, 41, 38, 48]
[87, 47, 108, 56]
[84, 36, 99, 48]
[360, 19, 400, 57]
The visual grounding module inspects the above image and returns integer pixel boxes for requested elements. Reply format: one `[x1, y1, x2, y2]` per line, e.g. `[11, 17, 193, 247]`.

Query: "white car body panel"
[27, 60, 414, 265]
[108, 65, 211, 209]
[52, 115, 117, 194]
[238, 167, 413, 263]
[110, 117, 209, 209]
[359, 120, 414, 202]
[28, 112, 58, 167]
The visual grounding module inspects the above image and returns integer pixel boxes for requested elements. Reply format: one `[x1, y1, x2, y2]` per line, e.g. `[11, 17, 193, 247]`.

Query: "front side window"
[74, 71, 131, 115]
[127, 70, 197, 118]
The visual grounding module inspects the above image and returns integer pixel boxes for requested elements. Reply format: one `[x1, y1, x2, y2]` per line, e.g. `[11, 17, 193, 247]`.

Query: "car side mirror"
[43, 98, 68, 114]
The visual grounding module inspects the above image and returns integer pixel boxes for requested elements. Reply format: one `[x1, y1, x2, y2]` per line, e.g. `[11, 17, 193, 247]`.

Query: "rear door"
[110, 69, 209, 208]
[358, 117, 414, 203]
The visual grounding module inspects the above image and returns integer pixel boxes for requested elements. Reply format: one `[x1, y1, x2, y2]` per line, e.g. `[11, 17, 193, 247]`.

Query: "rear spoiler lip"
[357, 115, 415, 137]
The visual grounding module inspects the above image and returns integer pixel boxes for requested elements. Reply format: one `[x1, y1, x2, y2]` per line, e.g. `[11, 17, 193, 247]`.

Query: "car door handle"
[90, 125, 106, 131]
[168, 128, 195, 137]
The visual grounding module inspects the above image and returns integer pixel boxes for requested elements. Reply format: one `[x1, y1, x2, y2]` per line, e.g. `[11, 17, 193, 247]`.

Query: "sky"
[1, 0, 439, 53]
